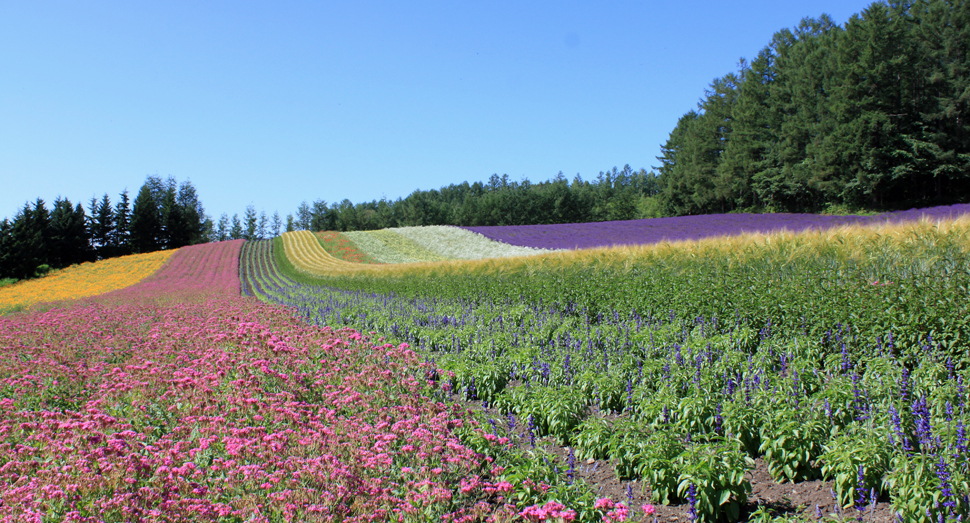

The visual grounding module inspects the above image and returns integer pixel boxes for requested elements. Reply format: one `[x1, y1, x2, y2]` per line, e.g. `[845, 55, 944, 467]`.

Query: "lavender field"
[463, 204, 970, 249]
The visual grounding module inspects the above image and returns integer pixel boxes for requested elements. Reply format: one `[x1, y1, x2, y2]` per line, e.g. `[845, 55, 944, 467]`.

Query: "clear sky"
[1, 0, 877, 223]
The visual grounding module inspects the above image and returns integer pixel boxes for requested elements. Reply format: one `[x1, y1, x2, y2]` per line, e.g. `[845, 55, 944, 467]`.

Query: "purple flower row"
[461, 204, 970, 250]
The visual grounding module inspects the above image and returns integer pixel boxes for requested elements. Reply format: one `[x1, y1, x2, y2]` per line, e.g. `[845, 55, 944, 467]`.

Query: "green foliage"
[818, 426, 893, 508]
[677, 441, 753, 522]
[758, 407, 828, 482]
[244, 223, 970, 519]
[289, 166, 661, 231]
[885, 453, 969, 523]
[657, 0, 970, 213]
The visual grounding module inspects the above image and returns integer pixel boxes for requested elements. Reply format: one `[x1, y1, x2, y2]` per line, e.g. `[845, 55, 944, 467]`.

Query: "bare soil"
[458, 397, 897, 522]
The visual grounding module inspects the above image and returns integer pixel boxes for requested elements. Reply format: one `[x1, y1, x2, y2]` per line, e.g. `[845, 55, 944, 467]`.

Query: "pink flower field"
[0, 241, 522, 522]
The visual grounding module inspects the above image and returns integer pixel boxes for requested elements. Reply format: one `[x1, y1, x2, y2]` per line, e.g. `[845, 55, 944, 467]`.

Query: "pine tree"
[296, 202, 311, 231]
[244, 205, 258, 240]
[0, 219, 13, 280]
[310, 200, 329, 231]
[176, 180, 206, 245]
[49, 198, 92, 268]
[113, 190, 132, 255]
[216, 214, 230, 242]
[9, 200, 49, 280]
[257, 210, 268, 240]
[271, 211, 282, 238]
[162, 180, 188, 249]
[130, 183, 162, 253]
[230, 214, 244, 240]
[88, 194, 115, 259]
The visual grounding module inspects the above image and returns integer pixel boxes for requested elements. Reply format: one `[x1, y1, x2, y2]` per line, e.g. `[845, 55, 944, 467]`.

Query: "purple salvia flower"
[900, 367, 911, 403]
[566, 447, 575, 485]
[687, 482, 698, 522]
[856, 464, 867, 520]
[528, 414, 536, 448]
[936, 453, 955, 510]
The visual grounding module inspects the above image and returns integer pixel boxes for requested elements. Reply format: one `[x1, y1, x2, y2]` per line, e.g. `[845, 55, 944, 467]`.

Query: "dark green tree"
[243, 205, 258, 240]
[88, 194, 115, 259]
[230, 214, 244, 240]
[8, 200, 50, 280]
[130, 182, 162, 253]
[113, 190, 132, 255]
[48, 197, 91, 268]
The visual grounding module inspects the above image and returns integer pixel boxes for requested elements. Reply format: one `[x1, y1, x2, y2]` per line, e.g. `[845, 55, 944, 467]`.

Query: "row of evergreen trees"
[0, 176, 209, 282]
[284, 166, 660, 232]
[655, 0, 970, 214]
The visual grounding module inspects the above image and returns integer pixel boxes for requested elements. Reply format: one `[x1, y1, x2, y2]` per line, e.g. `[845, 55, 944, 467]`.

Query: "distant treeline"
[656, 0, 970, 214]
[0, 176, 209, 282]
[286, 167, 660, 232]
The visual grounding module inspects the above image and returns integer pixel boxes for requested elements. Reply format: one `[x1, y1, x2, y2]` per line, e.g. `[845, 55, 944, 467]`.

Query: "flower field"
[282, 231, 374, 275]
[6, 208, 970, 522]
[332, 227, 553, 265]
[315, 232, 382, 264]
[5, 240, 623, 522]
[343, 230, 450, 264]
[462, 203, 970, 250]
[390, 227, 556, 260]
[247, 216, 970, 522]
[0, 250, 174, 314]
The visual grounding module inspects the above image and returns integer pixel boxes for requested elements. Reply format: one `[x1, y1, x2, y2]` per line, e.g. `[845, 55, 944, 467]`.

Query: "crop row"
[5, 241, 600, 522]
[463, 203, 970, 250]
[0, 249, 174, 314]
[246, 219, 970, 522]
[242, 240, 643, 521]
[339, 226, 553, 264]
[315, 231, 382, 264]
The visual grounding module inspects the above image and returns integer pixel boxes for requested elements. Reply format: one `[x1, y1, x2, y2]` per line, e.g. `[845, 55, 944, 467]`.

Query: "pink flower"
[642, 503, 656, 515]
[604, 503, 629, 523]
[594, 498, 615, 510]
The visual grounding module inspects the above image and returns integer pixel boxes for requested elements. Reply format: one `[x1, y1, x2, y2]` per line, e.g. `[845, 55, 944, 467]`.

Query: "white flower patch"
[391, 226, 557, 260]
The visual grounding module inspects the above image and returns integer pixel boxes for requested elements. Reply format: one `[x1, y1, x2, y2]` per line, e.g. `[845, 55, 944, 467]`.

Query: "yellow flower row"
[282, 231, 368, 275]
[283, 216, 970, 284]
[0, 250, 175, 313]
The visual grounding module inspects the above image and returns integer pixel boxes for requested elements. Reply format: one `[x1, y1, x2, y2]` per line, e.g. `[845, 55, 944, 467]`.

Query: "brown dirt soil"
[459, 396, 897, 522]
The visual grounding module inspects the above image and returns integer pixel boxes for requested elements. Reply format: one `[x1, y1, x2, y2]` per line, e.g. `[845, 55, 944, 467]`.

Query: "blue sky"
[1, 0, 877, 223]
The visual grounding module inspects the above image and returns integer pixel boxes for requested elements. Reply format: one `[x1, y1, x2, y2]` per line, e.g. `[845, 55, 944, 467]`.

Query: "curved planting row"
[97, 239, 245, 302]
[463, 203, 970, 250]
[4, 240, 568, 521]
[314, 231, 382, 264]
[392, 226, 556, 260]
[241, 239, 636, 521]
[344, 229, 448, 264]
[0, 249, 175, 314]
[281, 230, 369, 275]
[243, 218, 970, 522]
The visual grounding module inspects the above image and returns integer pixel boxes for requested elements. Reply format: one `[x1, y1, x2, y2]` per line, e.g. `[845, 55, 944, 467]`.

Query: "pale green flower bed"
[343, 226, 555, 264]
[389, 226, 556, 260]
[342, 231, 425, 264]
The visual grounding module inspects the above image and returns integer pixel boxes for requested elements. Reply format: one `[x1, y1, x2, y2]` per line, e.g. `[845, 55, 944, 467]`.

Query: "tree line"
[655, 0, 970, 215]
[0, 176, 210, 282]
[282, 166, 660, 232]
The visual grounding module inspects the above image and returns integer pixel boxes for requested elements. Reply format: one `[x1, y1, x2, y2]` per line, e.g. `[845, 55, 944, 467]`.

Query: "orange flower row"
[315, 231, 382, 264]
[0, 250, 175, 313]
